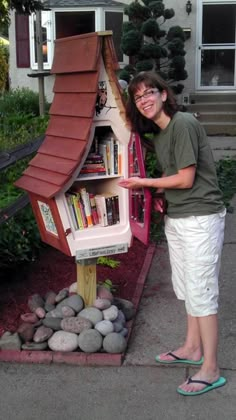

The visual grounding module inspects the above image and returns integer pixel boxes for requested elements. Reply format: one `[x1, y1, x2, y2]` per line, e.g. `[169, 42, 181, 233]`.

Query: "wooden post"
[35, 10, 45, 116]
[76, 258, 97, 306]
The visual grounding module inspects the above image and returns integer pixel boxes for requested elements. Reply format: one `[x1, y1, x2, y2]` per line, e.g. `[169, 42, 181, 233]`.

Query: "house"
[8, 0, 236, 134]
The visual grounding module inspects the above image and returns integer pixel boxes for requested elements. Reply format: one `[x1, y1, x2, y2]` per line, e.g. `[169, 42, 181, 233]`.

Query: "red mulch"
[0, 238, 148, 336]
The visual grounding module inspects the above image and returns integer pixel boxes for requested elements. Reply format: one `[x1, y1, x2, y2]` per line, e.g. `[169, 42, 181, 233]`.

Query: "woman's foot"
[158, 346, 202, 363]
[178, 368, 220, 394]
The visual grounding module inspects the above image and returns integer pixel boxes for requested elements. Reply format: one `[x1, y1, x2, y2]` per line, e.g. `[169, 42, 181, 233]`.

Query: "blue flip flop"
[177, 376, 227, 396]
[155, 351, 204, 365]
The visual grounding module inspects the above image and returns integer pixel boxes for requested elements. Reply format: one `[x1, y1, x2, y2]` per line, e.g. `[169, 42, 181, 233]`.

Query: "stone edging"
[0, 243, 156, 367]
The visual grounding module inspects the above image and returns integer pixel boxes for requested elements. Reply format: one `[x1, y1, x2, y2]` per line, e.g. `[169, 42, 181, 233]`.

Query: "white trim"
[29, 6, 126, 70]
[196, 0, 236, 90]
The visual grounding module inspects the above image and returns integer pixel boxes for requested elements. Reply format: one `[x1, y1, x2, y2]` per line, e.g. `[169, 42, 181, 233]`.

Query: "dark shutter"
[15, 13, 30, 68]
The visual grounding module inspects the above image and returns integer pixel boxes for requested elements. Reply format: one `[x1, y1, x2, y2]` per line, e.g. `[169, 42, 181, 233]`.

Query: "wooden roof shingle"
[15, 31, 125, 199]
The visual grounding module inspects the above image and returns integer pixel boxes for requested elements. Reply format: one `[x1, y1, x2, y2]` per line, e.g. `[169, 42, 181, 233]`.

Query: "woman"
[118, 71, 226, 396]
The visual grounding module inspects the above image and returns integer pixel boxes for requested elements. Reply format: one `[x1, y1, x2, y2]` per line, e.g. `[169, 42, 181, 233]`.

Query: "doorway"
[198, 2, 236, 89]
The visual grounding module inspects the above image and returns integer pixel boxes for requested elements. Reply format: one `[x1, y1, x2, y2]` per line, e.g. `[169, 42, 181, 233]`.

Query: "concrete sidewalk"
[0, 136, 235, 420]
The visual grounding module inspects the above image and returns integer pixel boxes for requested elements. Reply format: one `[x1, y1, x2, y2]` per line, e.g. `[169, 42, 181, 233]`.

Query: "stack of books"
[66, 187, 119, 230]
[79, 152, 106, 177]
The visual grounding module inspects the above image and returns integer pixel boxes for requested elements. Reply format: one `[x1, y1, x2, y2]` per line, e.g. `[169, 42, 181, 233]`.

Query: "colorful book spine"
[65, 193, 79, 230]
[80, 188, 93, 227]
[89, 193, 99, 225]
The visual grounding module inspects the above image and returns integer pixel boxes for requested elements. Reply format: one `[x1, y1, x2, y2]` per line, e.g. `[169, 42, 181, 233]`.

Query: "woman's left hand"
[118, 177, 143, 189]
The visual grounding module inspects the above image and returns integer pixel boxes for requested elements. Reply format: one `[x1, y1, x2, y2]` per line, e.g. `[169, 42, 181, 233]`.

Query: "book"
[70, 193, 85, 230]
[113, 141, 119, 175]
[89, 193, 99, 225]
[94, 194, 108, 226]
[79, 187, 93, 227]
[65, 193, 79, 230]
[98, 143, 109, 175]
[111, 195, 120, 224]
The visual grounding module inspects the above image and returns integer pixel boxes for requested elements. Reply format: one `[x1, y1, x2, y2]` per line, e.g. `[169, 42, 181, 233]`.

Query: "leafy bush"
[0, 205, 42, 270]
[0, 87, 50, 117]
[0, 43, 8, 92]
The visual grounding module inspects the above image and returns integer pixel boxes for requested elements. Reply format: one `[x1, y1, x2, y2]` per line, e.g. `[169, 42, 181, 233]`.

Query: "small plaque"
[37, 201, 58, 236]
[76, 243, 128, 260]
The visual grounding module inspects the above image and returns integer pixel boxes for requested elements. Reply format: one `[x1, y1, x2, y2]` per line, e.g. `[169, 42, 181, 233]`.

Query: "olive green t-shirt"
[153, 112, 224, 218]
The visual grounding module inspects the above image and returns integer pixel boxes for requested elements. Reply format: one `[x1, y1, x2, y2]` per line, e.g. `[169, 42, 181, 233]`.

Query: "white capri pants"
[164, 210, 226, 317]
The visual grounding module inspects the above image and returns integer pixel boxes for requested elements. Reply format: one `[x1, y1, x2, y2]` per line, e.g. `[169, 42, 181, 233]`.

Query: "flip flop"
[177, 376, 227, 396]
[155, 351, 204, 365]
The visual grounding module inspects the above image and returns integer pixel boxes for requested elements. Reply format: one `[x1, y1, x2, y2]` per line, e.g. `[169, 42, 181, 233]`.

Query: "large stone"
[22, 342, 48, 351]
[56, 294, 84, 313]
[43, 317, 62, 331]
[95, 320, 114, 336]
[61, 316, 92, 334]
[93, 298, 111, 310]
[113, 298, 135, 321]
[28, 293, 44, 312]
[78, 329, 103, 353]
[97, 286, 113, 301]
[55, 288, 69, 303]
[0, 331, 22, 350]
[103, 332, 127, 354]
[61, 306, 75, 318]
[20, 313, 39, 324]
[33, 325, 53, 343]
[45, 308, 63, 318]
[17, 323, 35, 343]
[103, 305, 118, 321]
[79, 307, 103, 326]
[45, 291, 57, 305]
[48, 331, 78, 352]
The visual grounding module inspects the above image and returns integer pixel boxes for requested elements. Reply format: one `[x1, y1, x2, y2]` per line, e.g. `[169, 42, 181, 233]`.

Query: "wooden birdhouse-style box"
[15, 31, 152, 304]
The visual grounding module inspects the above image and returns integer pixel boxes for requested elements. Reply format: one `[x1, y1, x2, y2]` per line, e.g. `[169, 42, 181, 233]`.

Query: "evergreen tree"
[120, 0, 187, 93]
[0, 0, 43, 29]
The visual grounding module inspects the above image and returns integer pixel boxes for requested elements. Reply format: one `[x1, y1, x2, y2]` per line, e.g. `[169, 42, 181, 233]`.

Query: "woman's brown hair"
[125, 71, 179, 137]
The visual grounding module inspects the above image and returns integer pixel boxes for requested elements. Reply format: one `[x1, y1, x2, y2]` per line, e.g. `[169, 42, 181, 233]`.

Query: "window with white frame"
[29, 8, 127, 70]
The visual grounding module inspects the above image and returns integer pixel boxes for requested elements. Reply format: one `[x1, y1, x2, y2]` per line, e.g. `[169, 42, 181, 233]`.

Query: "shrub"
[0, 43, 8, 92]
[0, 87, 50, 117]
[0, 205, 42, 270]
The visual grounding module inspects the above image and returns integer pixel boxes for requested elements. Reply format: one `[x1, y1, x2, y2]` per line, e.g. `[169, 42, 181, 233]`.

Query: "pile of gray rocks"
[0, 282, 136, 354]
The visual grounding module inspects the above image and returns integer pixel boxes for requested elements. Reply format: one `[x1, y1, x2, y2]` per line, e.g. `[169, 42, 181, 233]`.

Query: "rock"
[22, 342, 48, 351]
[113, 298, 135, 321]
[20, 313, 39, 324]
[112, 321, 123, 333]
[56, 295, 84, 313]
[0, 331, 22, 350]
[95, 320, 114, 336]
[48, 331, 78, 352]
[35, 306, 46, 319]
[79, 307, 103, 326]
[33, 325, 53, 343]
[45, 291, 57, 305]
[46, 308, 63, 318]
[42, 317, 62, 331]
[44, 303, 56, 313]
[17, 323, 35, 343]
[115, 310, 126, 326]
[120, 328, 128, 337]
[61, 316, 92, 334]
[103, 305, 118, 321]
[69, 282, 77, 294]
[78, 329, 103, 353]
[93, 298, 111, 310]
[28, 293, 44, 312]
[61, 306, 75, 318]
[97, 286, 113, 301]
[55, 288, 69, 303]
[103, 332, 127, 354]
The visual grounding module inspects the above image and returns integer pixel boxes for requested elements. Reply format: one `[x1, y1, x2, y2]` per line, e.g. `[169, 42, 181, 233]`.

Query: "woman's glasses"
[134, 88, 159, 104]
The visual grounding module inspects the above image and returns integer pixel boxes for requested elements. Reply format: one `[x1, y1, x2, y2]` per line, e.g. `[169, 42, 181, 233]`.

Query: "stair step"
[202, 122, 236, 136]
[188, 103, 236, 113]
[189, 93, 236, 103]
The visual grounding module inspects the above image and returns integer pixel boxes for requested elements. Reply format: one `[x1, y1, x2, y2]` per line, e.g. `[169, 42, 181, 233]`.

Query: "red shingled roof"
[15, 31, 126, 198]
